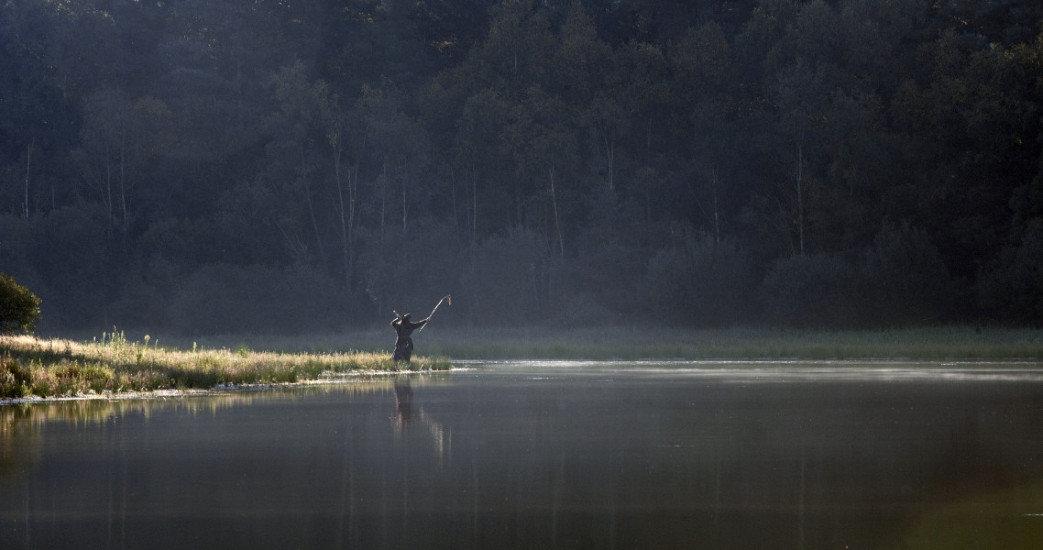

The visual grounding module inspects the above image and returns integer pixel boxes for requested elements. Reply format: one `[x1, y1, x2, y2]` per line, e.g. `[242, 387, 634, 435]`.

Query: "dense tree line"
[2, 0, 1042, 334]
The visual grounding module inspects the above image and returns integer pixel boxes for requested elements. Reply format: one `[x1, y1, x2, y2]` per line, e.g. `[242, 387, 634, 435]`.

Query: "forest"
[1, 0, 1042, 334]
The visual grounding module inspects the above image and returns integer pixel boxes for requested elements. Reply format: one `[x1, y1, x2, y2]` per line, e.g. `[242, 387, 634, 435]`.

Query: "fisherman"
[390, 311, 428, 362]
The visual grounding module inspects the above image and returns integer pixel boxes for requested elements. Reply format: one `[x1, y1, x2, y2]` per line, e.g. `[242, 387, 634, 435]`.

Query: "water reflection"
[467, 359, 1043, 383]
[393, 376, 449, 464]
[2, 363, 1043, 549]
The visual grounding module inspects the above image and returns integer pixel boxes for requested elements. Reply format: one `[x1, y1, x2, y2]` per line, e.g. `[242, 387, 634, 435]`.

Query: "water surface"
[3, 361, 1043, 549]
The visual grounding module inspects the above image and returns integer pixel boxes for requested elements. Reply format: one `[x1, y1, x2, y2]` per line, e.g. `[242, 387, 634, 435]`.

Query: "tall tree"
[267, 62, 336, 268]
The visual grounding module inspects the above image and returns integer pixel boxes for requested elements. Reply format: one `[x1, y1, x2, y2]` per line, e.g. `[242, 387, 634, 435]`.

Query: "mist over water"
[3, 362, 1043, 549]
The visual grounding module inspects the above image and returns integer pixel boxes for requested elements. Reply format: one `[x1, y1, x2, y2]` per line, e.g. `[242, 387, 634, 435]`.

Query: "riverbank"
[1, 332, 450, 402]
[4, 326, 1041, 403]
[433, 325, 1043, 361]
[196, 325, 1043, 361]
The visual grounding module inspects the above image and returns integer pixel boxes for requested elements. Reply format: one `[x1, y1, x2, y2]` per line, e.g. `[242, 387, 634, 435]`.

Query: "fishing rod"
[417, 294, 451, 333]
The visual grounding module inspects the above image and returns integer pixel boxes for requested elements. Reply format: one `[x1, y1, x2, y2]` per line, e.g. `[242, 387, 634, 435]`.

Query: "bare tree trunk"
[796, 140, 805, 256]
[450, 165, 458, 228]
[333, 145, 351, 291]
[711, 167, 721, 247]
[401, 177, 408, 233]
[300, 142, 327, 269]
[105, 144, 114, 233]
[119, 133, 128, 244]
[380, 161, 388, 241]
[470, 165, 478, 254]
[23, 140, 33, 219]
[348, 164, 357, 288]
[549, 168, 564, 258]
[530, 262, 540, 312]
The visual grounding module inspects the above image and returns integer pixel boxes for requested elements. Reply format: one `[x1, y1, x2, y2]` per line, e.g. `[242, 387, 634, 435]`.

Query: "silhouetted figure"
[390, 311, 428, 362]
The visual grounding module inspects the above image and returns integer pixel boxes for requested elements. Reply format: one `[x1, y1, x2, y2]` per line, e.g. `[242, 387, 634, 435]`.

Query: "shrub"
[854, 222, 958, 326]
[460, 228, 548, 325]
[759, 223, 960, 328]
[170, 263, 343, 334]
[759, 253, 857, 327]
[979, 219, 1043, 324]
[642, 232, 754, 326]
[0, 273, 42, 334]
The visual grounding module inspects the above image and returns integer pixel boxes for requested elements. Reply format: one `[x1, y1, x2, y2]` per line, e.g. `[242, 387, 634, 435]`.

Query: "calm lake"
[3, 361, 1043, 549]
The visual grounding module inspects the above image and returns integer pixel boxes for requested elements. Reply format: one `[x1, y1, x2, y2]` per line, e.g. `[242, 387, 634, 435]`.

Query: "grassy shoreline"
[3, 326, 1041, 403]
[1, 332, 449, 402]
[144, 325, 1043, 361]
[226, 325, 1041, 362]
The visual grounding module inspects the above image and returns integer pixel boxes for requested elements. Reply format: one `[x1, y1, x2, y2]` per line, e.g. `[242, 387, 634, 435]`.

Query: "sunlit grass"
[0, 332, 449, 400]
[141, 325, 1043, 361]
[4, 325, 1040, 401]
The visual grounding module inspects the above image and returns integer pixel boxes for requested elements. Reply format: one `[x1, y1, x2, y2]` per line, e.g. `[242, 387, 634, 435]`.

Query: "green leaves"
[3, 0, 1043, 329]
[0, 273, 41, 334]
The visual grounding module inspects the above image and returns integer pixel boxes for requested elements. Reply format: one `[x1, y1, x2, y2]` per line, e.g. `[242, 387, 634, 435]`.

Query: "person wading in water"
[390, 311, 428, 362]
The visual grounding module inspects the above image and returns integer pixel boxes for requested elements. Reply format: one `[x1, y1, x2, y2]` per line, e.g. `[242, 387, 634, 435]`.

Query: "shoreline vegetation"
[3, 326, 1042, 403]
[183, 325, 1043, 362]
[1, 332, 450, 403]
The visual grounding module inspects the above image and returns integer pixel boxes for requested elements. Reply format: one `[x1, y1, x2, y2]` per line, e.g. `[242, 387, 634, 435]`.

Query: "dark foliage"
[2, 0, 1042, 333]
[0, 273, 41, 334]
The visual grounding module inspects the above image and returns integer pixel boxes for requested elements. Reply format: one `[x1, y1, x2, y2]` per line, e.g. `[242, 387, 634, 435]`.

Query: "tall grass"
[0, 332, 449, 400]
[93, 325, 1043, 361]
[190, 325, 1043, 361]
[4, 325, 1040, 401]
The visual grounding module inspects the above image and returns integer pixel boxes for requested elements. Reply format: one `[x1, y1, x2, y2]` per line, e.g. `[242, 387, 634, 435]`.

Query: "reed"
[0, 332, 449, 400]
[117, 325, 1043, 361]
[4, 325, 1040, 401]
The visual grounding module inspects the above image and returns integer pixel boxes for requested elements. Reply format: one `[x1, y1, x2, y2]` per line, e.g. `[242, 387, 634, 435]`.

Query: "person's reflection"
[394, 376, 415, 426]
[392, 376, 450, 464]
